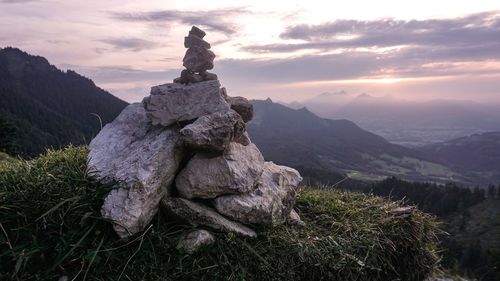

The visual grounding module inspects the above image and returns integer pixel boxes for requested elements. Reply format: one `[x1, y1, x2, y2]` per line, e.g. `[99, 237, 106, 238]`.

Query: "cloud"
[217, 45, 500, 85]
[281, 11, 500, 41]
[110, 8, 250, 36]
[98, 38, 159, 52]
[0, 0, 40, 3]
[61, 64, 179, 84]
[245, 11, 500, 55]
[217, 54, 376, 83]
[235, 11, 500, 84]
[60, 64, 181, 102]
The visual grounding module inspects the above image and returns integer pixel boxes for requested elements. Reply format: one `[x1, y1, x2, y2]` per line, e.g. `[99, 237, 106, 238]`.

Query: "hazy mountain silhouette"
[0, 47, 128, 157]
[283, 91, 352, 115]
[291, 93, 500, 146]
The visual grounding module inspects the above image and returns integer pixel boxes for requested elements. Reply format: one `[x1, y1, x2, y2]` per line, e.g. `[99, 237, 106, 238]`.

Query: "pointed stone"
[189, 26, 206, 39]
[162, 197, 257, 238]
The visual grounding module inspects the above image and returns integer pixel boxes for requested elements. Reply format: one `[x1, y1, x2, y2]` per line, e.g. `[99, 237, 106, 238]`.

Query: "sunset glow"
[1, 0, 499, 102]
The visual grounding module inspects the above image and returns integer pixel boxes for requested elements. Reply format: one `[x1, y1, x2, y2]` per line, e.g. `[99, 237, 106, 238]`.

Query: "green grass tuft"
[0, 152, 16, 164]
[0, 146, 441, 280]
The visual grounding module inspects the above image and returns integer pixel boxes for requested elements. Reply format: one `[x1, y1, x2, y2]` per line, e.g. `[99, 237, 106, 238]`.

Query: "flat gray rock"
[176, 142, 265, 199]
[162, 197, 257, 238]
[214, 162, 303, 226]
[143, 80, 230, 127]
[88, 103, 185, 238]
[180, 109, 248, 151]
[177, 229, 215, 254]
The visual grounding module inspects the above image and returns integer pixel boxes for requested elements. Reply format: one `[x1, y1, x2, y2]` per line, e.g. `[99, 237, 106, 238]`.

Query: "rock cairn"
[174, 26, 217, 84]
[88, 26, 303, 253]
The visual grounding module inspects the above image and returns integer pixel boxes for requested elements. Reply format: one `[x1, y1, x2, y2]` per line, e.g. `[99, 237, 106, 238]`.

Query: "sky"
[1, 0, 500, 103]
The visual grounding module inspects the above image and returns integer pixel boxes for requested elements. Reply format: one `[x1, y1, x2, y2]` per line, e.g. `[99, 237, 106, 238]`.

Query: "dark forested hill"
[247, 99, 470, 184]
[0, 47, 128, 157]
[360, 177, 500, 281]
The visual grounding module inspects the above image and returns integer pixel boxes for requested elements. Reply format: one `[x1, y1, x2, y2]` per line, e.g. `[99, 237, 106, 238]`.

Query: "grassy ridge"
[0, 152, 15, 164]
[0, 147, 441, 281]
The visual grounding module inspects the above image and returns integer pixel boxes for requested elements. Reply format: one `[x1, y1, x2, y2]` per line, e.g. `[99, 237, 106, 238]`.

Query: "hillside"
[356, 177, 499, 280]
[446, 198, 500, 250]
[248, 99, 468, 184]
[0, 47, 128, 157]
[0, 146, 441, 281]
[419, 132, 500, 184]
[442, 198, 500, 279]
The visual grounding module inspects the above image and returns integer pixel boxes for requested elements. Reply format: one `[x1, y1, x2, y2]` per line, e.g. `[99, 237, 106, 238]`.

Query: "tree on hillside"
[460, 240, 483, 271]
[366, 177, 485, 217]
[487, 185, 496, 198]
[0, 117, 17, 155]
[472, 187, 485, 203]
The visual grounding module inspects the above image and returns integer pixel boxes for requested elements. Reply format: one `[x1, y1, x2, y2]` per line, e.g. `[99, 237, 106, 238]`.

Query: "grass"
[0, 152, 16, 164]
[0, 146, 442, 281]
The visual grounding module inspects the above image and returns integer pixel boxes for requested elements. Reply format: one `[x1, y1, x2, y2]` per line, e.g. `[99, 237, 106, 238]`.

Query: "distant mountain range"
[0, 47, 128, 157]
[1, 47, 499, 186]
[248, 99, 482, 185]
[286, 92, 500, 147]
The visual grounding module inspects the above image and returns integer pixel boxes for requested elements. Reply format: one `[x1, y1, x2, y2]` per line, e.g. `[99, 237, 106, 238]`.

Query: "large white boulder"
[175, 142, 265, 199]
[214, 162, 303, 226]
[88, 103, 185, 238]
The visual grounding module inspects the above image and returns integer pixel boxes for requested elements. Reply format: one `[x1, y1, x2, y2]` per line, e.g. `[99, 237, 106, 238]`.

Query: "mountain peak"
[356, 93, 372, 99]
[318, 91, 348, 98]
[1, 46, 50, 64]
[1, 47, 57, 77]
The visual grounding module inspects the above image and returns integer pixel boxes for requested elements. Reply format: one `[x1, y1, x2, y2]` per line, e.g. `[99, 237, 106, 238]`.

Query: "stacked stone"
[87, 26, 303, 253]
[173, 26, 218, 84]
